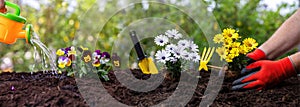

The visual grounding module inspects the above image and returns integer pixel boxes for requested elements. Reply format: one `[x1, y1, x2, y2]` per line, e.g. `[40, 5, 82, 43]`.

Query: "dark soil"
[0, 72, 88, 107]
[0, 70, 299, 107]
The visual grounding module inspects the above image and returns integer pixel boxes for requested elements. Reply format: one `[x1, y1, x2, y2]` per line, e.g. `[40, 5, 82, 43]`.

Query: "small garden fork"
[199, 47, 215, 71]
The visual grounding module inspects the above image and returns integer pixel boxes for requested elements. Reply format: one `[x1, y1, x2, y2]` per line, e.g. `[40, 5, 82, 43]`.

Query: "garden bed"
[0, 70, 299, 106]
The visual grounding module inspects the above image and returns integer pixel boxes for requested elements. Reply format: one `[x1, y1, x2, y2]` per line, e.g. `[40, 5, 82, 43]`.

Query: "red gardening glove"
[232, 57, 297, 90]
[246, 49, 267, 64]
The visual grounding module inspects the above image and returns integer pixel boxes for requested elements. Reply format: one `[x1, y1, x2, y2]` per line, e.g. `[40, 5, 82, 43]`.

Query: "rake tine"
[201, 47, 207, 61]
[207, 47, 215, 61]
[204, 47, 211, 61]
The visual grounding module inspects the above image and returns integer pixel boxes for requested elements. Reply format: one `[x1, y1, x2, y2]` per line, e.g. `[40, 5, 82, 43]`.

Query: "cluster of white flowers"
[154, 29, 200, 64]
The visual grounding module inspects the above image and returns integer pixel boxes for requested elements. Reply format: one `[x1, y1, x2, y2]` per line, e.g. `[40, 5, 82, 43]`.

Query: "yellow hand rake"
[199, 47, 215, 71]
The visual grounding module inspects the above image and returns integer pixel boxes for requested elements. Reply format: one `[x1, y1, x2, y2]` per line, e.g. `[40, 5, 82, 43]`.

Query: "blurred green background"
[0, 0, 298, 72]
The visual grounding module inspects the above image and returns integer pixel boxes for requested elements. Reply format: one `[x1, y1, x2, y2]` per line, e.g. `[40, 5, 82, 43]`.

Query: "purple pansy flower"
[58, 56, 71, 69]
[93, 50, 102, 59]
[100, 52, 111, 64]
[64, 47, 71, 55]
[93, 60, 101, 67]
[101, 52, 110, 59]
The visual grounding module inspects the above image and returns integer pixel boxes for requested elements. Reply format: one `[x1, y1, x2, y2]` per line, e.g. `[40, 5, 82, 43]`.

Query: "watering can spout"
[17, 24, 32, 43]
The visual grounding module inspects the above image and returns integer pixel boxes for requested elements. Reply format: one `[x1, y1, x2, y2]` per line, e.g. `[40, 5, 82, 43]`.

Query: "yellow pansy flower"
[68, 47, 77, 56]
[58, 56, 70, 69]
[58, 63, 66, 69]
[93, 63, 101, 67]
[56, 49, 65, 56]
[80, 46, 89, 51]
[66, 60, 72, 67]
[84, 55, 91, 63]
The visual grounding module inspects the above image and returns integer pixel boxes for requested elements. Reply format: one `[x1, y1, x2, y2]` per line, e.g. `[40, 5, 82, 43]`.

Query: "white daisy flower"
[173, 47, 186, 59]
[178, 39, 189, 49]
[165, 29, 182, 39]
[190, 52, 200, 62]
[165, 44, 177, 53]
[169, 56, 178, 62]
[181, 51, 191, 60]
[155, 35, 169, 46]
[188, 41, 199, 52]
[155, 50, 171, 64]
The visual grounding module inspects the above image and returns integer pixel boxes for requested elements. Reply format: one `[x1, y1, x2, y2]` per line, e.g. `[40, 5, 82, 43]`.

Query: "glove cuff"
[247, 49, 267, 61]
[280, 57, 297, 77]
[288, 56, 299, 74]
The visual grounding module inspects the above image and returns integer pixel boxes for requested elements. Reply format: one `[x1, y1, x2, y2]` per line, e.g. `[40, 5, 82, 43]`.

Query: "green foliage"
[96, 63, 112, 81]
[166, 59, 182, 78]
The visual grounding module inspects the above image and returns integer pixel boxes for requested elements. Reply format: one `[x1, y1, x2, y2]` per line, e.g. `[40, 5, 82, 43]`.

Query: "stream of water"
[30, 32, 57, 73]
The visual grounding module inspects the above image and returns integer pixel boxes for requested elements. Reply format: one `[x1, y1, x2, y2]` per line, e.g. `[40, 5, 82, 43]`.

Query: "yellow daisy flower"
[239, 45, 249, 55]
[213, 34, 224, 44]
[231, 42, 241, 48]
[231, 33, 240, 40]
[243, 38, 258, 50]
[222, 28, 236, 39]
[230, 48, 240, 57]
[226, 54, 235, 62]
[223, 38, 233, 48]
[216, 47, 227, 60]
[214, 28, 260, 63]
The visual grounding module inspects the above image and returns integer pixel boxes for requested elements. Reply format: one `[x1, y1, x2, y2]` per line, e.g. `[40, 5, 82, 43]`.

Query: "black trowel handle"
[130, 31, 147, 60]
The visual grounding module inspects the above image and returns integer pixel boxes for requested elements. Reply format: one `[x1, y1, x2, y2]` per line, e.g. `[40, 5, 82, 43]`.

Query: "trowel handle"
[130, 31, 147, 60]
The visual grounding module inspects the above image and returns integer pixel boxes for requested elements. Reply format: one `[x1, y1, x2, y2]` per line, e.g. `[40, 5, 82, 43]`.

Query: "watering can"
[0, 1, 32, 44]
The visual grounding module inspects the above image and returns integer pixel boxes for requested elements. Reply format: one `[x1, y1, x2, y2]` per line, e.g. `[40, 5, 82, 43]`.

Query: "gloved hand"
[232, 57, 297, 90]
[0, 8, 6, 13]
[246, 49, 267, 64]
[0, 0, 6, 13]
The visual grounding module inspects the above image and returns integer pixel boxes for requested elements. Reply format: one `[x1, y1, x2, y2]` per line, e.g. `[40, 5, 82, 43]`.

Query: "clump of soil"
[0, 70, 299, 106]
